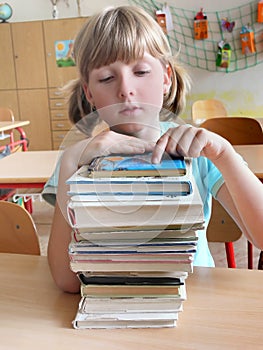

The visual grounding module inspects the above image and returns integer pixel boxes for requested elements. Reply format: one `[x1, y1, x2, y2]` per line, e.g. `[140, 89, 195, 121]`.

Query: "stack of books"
[66, 153, 204, 329]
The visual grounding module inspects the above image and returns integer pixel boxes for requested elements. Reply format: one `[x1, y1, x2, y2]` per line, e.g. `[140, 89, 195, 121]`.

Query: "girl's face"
[83, 53, 172, 138]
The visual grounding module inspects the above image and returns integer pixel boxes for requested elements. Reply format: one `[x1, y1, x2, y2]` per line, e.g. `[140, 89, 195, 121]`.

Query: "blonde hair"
[66, 6, 191, 133]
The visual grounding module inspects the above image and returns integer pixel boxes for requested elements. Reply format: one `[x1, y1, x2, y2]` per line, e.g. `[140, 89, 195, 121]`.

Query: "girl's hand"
[78, 130, 155, 167]
[151, 125, 232, 163]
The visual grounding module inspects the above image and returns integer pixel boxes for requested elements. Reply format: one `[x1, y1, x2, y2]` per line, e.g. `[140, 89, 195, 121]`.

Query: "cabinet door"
[43, 18, 87, 87]
[18, 89, 52, 150]
[0, 23, 16, 90]
[12, 21, 47, 89]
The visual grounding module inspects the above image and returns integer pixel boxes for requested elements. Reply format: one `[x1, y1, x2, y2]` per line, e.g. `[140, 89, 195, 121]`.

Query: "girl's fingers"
[151, 132, 169, 163]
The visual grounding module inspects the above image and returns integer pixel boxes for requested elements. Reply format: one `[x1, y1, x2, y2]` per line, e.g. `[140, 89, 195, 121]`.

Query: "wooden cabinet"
[0, 17, 88, 150]
[44, 18, 87, 149]
[43, 18, 86, 88]
[0, 23, 16, 90]
[11, 21, 48, 89]
[48, 87, 72, 149]
[18, 89, 52, 151]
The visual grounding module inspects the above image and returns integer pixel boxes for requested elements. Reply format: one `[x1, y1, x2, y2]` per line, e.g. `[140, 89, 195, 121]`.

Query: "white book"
[69, 260, 193, 273]
[73, 307, 180, 329]
[67, 179, 204, 230]
[73, 314, 177, 329]
[74, 228, 199, 244]
[78, 293, 185, 313]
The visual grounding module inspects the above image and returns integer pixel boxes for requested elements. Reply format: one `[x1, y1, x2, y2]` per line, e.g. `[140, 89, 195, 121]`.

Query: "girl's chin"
[111, 124, 144, 135]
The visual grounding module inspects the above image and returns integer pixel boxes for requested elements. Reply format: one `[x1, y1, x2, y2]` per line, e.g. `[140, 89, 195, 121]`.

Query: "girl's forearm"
[213, 146, 263, 248]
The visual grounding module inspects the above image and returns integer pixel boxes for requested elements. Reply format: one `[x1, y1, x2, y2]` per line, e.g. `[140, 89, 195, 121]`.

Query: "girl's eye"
[99, 76, 114, 83]
[135, 70, 151, 76]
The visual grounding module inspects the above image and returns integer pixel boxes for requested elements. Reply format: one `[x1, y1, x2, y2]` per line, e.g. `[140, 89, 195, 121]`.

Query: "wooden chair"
[0, 201, 40, 255]
[201, 116, 263, 269]
[192, 99, 227, 124]
[0, 107, 15, 140]
[207, 198, 242, 268]
[0, 107, 15, 121]
[200, 116, 263, 145]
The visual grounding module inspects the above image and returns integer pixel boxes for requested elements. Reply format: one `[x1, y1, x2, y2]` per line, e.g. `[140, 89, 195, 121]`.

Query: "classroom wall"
[3, 0, 263, 119]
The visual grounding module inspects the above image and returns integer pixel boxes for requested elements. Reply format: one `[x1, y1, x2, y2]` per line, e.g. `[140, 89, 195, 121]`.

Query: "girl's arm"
[48, 202, 80, 293]
[212, 145, 263, 248]
[152, 125, 263, 249]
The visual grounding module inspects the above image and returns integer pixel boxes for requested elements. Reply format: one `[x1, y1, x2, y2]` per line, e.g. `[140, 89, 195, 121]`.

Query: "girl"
[43, 6, 263, 293]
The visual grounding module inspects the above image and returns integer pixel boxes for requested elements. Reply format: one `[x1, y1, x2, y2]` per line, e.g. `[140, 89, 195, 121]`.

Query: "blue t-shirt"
[42, 121, 225, 267]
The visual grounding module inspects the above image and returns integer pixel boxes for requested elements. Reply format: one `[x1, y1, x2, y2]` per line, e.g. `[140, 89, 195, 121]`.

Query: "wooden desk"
[0, 150, 61, 188]
[234, 144, 263, 178]
[0, 253, 262, 349]
[0, 120, 30, 133]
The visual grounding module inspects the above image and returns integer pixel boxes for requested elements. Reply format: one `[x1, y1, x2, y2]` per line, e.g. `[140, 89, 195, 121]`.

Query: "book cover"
[78, 270, 189, 280]
[70, 253, 193, 266]
[84, 153, 187, 178]
[74, 223, 203, 235]
[67, 177, 192, 197]
[79, 284, 183, 297]
[67, 195, 204, 230]
[77, 273, 184, 286]
[73, 227, 199, 244]
[69, 260, 194, 273]
[73, 312, 178, 329]
[69, 241, 196, 255]
[78, 295, 185, 313]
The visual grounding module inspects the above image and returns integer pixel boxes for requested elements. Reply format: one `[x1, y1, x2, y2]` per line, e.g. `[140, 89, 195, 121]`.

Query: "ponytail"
[63, 79, 100, 136]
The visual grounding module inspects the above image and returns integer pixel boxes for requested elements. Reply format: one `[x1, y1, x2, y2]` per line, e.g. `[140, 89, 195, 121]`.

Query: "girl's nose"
[118, 77, 135, 99]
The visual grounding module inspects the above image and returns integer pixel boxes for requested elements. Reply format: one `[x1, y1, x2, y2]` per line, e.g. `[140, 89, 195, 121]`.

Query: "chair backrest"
[0, 201, 40, 255]
[0, 107, 15, 122]
[202, 116, 262, 256]
[207, 198, 242, 243]
[200, 116, 263, 145]
[192, 99, 227, 124]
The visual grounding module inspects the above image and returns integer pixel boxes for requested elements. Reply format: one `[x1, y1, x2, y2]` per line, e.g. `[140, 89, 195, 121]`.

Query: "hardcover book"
[67, 183, 204, 231]
[73, 311, 178, 329]
[66, 175, 192, 197]
[82, 152, 187, 178]
[77, 294, 185, 313]
[73, 227, 199, 244]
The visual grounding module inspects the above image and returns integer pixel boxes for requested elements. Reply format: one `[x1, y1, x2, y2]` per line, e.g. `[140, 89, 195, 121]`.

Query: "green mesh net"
[129, 0, 263, 73]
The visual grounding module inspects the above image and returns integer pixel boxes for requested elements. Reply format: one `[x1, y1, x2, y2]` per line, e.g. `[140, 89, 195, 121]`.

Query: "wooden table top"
[0, 253, 263, 349]
[0, 120, 30, 132]
[0, 150, 61, 184]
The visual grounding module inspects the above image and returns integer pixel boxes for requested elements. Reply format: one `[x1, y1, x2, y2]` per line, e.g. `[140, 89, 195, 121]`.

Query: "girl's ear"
[83, 84, 94, 105]
[163, 65, 172, 94]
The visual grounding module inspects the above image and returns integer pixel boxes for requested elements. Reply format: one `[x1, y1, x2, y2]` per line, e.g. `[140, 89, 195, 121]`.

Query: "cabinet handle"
[55, 103, 63, 107]
[56, 124, 65, 127]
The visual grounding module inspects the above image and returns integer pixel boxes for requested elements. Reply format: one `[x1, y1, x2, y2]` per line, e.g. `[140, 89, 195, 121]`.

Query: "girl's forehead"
[91, 48, 146, 70]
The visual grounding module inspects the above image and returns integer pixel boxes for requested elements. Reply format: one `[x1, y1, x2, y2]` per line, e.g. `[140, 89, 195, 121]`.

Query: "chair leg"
[225, 242, 236, 268]
[24, 197, 33, 214]
[247, 241, 253, 269]
[258, 251, 263, 270]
